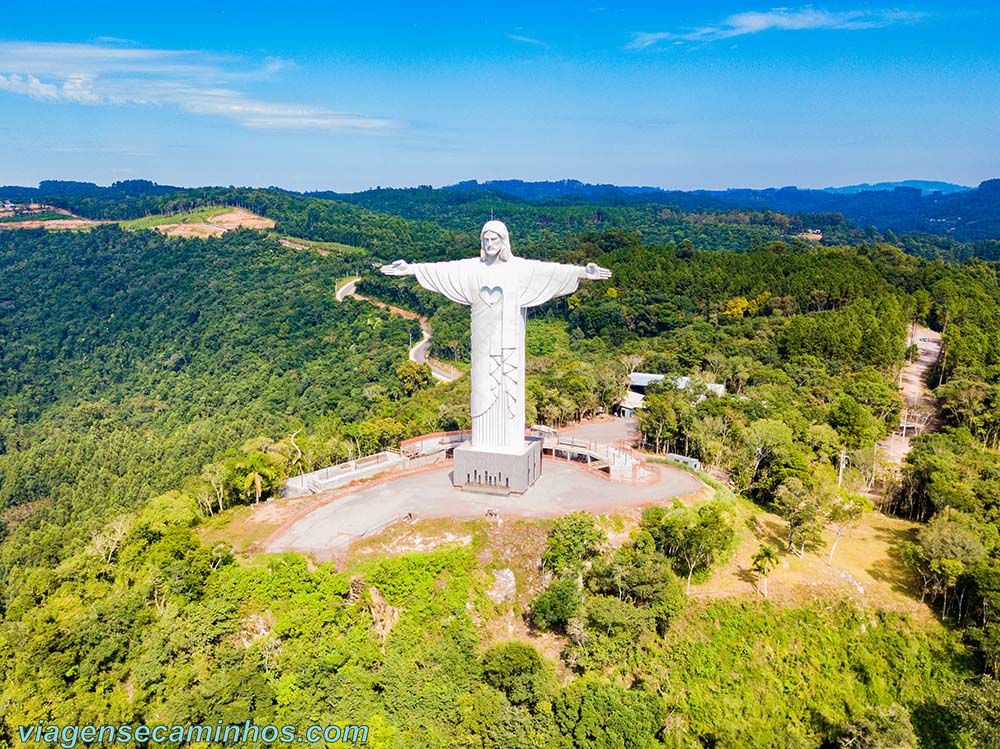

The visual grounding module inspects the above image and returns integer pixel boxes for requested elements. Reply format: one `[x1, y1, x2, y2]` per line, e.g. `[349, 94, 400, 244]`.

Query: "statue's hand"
[381, 259, 413, 276]
[583, 263, 612, 280]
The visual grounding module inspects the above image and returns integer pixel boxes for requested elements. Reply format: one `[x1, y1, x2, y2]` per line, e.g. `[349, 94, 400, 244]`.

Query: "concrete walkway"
[266, 457, 704, 560]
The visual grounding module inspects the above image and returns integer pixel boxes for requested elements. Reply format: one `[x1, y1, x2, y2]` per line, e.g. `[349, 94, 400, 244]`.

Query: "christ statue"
[381, 220, 611, 463]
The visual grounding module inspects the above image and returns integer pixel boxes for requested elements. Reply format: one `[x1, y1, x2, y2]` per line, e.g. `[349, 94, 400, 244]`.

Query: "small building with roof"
[616, 372, 725, 417]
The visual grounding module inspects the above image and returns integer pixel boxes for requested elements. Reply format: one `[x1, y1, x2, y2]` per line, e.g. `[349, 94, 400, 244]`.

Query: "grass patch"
[277, 234, 366, 255]
[198, 504, 274, 555]
[0, 211, 70, 223]
[120, 206, 230, 229]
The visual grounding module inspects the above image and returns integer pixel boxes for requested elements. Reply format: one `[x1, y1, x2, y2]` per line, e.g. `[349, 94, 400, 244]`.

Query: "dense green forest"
[0, 226, 441, 560]
[5, 179, 1000, 261]
[2, 184, 1000, 747]
[387, 177, 1000, 243]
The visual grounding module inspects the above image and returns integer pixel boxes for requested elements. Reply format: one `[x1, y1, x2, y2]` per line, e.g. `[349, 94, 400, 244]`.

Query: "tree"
[531, 577, 581, 632]
[835, 704, 917, 748]
[553, 680, 666, 749]
[932, 377, 989, 431]
[568, 595, 657, 670]
[225, 451, 282, 504]
[351, 417, 407, 456]
[646, 502, 735, 592]
[723, 355, 755, 395]
[395, 360, 433, 397]
[828, 395, 882, 449]
[91, 515, 132, 564]
[826, 493, 871, 565]
[774, 477, 824, 556]
[902, 509, 988, 617]
[541, 512, 606, 575]
[737, 418, 795, 492]
[636, 391, 680, 454]
[585, 539, 685, 632]
[480, 642, 549, 706]
[947, 676, 1000, 749]
[845, 367, 903, 428]
[751, 544, 779, 598]
[201, 462, 228, 514]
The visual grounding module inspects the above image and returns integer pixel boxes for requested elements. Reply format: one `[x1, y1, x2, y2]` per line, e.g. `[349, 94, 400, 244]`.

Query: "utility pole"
[838, 447, 847, 488]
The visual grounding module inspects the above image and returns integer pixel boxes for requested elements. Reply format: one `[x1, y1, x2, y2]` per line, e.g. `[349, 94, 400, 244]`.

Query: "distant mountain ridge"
[2, 177, 999, 242]
[444, 179, 667, 201]
[823, 180, 971, 195]
[441, 178, 973, 200]
[434, 178, 998, 241]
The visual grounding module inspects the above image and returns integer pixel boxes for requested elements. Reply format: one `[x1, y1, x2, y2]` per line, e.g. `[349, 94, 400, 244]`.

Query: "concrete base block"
[453, 439, 543, 495]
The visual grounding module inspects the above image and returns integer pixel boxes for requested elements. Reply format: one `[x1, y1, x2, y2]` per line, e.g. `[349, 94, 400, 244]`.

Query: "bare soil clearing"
[154, 208, 275, 238]
[0, 218, 102, 231]
[279, 238, 312, 252]
[0, 206, 102, 231]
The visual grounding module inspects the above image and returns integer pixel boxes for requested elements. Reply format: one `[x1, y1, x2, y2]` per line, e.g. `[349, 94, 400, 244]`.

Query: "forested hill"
[0, 180, 864, 255]
[337, 178, 1000, 242]
[3, 201, 1000, 745]
[6, 177, 1000, 254]
[0, 225, 428, 555]
[701, 179, 1000, 241]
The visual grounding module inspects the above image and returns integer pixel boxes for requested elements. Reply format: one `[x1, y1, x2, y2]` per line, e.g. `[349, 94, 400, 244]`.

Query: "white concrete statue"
[381, 220, 611, 455]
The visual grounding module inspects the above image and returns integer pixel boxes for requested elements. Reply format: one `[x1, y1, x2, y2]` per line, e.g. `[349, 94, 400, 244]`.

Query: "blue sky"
[0, 1, 997, 191]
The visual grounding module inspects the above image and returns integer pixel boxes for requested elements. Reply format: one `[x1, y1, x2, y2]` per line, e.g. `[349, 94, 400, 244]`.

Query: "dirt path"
[336, 277, 462, 383]
[879, 324, 941, 465]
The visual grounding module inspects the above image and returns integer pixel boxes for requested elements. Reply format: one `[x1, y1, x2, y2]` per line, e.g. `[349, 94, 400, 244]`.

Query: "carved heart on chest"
[479, 286, 502, 306]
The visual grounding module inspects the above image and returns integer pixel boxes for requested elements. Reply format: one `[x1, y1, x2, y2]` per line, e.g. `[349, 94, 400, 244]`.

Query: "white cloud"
[0, 41, 396, 133]
[0, 73, 59, 100]
[628, 6, 925, 48]
[508, 34, 548, 48]
[261, 56, 295, 75]
[92, 36, 142, 47]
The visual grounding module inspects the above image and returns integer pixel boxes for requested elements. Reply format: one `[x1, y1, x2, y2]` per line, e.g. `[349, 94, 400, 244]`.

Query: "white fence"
[282, 451, 406, 498]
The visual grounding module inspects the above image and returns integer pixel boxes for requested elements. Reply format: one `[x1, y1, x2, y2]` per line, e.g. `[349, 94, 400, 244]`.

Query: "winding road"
[336, 277, 461, 383]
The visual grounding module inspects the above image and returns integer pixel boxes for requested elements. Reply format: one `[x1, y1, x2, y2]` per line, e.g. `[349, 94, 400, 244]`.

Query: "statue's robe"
[410, 257, 582, 452]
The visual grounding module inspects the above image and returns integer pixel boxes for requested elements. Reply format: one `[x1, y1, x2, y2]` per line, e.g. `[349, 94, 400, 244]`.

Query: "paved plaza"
[267, 455, 704, 560]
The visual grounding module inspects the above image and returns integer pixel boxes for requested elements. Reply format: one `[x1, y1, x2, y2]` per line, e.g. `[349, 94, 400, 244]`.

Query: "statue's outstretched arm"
[579, 262, 612, 281]
[380, 258, 472, 305]
[380, 259, 415, 276]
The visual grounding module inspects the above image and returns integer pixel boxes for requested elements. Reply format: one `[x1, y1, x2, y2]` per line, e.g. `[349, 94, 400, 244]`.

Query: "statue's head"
[480, 220, 512, 262]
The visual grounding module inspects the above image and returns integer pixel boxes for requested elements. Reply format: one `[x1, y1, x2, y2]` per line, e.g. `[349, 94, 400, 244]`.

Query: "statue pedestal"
[453, 438, 543, 495]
